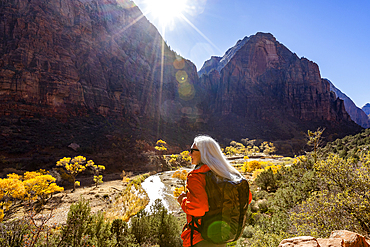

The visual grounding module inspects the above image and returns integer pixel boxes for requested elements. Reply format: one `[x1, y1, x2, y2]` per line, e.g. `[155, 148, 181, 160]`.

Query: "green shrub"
[290, 152, 370, 237]
[0, 196, 181, 247]
[130, 199, 182, 247]
[246, 226, 289, 247]
[257, 200, 269, 214]
[58, 199, 112, 246]
[254, 168, 279, 192]
[0, 218, 29, 246]
[111, 219, 139, 247]
[59, 198, 94, 246]
[242, 225, 254, 239]
[130, 210, 152, 245]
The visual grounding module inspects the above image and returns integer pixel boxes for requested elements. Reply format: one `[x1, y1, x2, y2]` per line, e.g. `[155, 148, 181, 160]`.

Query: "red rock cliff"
[0, 0, 199, 123]
[199, 33, 361, 141]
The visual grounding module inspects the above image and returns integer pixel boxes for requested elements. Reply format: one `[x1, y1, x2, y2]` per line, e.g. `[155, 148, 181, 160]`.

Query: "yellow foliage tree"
[56, 156, 90, 191]
[0, 171, 63, 222]
[243, 160, 262, 173]
[155, 140, 167, 152]
[86, 160, 105, 188]
[0, 174, 26, 222]
[263, 164, 282, 174]
[252, 169, 264, 180]
[173, 187, 185, 198]
[260, 141, 276, 155]
[172, 169, 188, 197]
[23, 171, 64, 205]
[180, 151, 191, 162]
[168, 154, 179, 166]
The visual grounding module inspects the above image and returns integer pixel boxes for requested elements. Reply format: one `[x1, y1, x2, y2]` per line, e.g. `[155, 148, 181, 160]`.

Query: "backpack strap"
[190, 216, 202, 246]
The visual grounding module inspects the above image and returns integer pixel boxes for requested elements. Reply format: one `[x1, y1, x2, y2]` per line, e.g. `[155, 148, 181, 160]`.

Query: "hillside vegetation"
[1, 130, 370, 246]
[236, 128, 370, 247]
[322, 128, 370, 159]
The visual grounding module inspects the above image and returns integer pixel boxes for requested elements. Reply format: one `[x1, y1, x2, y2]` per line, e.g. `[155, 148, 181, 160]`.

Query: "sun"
[145, 0, 188, 26]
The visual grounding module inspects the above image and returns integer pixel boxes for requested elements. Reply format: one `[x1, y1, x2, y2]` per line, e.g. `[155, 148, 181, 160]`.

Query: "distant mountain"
[327, 80, 370, 128]
[198, 36, 250, 76]
[198, 32, 362, 146]
[362, 103, 370, 118]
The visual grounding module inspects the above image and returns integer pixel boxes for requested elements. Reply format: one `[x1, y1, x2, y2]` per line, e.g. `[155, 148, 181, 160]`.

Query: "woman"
[177, 135, 252, 247]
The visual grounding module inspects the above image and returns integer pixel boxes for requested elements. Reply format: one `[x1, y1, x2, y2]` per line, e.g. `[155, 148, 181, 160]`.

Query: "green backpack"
[190, 170, 250, 246]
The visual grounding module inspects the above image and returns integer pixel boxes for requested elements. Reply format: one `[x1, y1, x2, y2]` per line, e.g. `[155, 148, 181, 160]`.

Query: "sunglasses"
[190, 148, 199, 154]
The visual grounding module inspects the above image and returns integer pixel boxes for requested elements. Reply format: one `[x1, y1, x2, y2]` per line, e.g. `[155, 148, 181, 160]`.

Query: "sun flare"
[145, 0, 188, 26]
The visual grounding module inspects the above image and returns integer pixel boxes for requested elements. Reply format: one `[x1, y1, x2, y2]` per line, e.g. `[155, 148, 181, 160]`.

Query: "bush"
[59, 198, 94, 246]
[254, 168, 278, 192]
[0, 196, 181, 246]
[242, 225, 254, 239]
[290, 152, 370, 237]
[0, 218, 29, 246]
[243, 160, 261, 173]
[111, 219, 139, 247]
[131, 199, 182, 247]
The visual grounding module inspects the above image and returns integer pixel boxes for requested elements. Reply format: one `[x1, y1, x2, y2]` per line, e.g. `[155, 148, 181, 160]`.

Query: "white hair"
[193, 135, 243, 182]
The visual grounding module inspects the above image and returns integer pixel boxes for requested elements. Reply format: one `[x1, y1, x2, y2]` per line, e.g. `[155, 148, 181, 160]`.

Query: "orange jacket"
[180, 164, 253, 247]
[180, 164, 210, 247]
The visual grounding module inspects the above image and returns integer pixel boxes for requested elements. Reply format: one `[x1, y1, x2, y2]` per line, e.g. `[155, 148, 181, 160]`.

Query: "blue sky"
[134, 0, 370, 108]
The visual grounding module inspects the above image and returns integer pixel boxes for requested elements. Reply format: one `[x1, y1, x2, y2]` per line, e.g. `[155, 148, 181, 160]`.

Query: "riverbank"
[20, 154, 286, 226]
[26, 169, 184, 226]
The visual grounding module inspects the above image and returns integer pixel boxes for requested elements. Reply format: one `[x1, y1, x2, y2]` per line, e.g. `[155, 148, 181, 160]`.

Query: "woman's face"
[190, 143, 201, 165]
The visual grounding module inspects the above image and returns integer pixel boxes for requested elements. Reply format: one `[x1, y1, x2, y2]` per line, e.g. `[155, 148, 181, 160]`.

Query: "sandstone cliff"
[327, 79, 370, 128]
[0, 0, 199, 126]
[199, 33, 362, 142]
[0, 0, 201, 170]
[198, 36, 250, 77]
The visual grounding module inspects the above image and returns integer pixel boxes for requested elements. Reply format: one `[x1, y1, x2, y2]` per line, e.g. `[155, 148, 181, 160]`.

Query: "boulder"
[279, 236, 320, 247]
[330, 230, 370, 247]
[279, 230, 370, 247]
[317, 238, 343, 247]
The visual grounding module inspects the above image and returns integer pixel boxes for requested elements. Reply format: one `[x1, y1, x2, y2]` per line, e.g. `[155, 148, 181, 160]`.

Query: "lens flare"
[173, 57, 185, 69]
[178, 81, 195, 101]
[176, 70, 188, 83]
[206, 221, 231, 243]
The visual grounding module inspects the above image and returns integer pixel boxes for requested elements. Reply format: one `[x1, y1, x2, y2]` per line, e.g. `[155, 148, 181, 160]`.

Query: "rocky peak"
[327, 79, 370, 128]
[197, 56, 221, 77]
[198, 35, 250, 77]
[362, 103, 370, 117]
[198, 32, 361, 143]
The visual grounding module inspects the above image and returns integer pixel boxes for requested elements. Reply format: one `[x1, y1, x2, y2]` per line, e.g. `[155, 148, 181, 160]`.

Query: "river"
[141, 169, 191, 213]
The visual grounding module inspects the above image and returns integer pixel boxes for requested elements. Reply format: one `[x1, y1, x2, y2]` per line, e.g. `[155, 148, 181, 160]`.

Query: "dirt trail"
[35, 173, 126, 225]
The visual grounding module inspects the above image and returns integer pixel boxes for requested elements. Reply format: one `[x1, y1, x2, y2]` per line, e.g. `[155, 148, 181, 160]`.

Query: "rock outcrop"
[362, 103, 370, 119]
[327, 79, 370, 128]
[198, 33, 362, 142]
[279, 230, 370, 247]
[0, 0, 199, 125]
[0, 0, 202, 170]
[198, 36, 250, 77]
